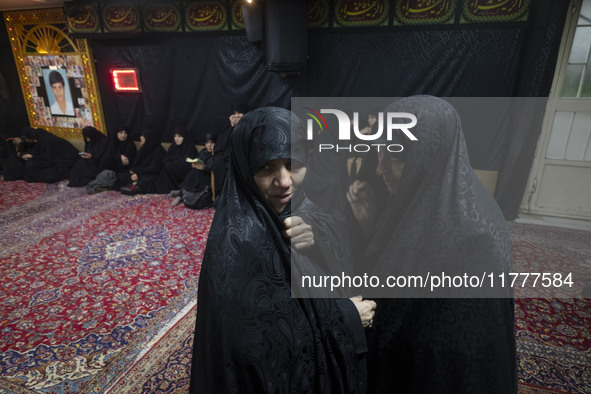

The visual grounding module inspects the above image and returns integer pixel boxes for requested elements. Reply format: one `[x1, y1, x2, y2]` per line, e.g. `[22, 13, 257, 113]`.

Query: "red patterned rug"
[0, 179, 214, 392]
[510, 222, 591, 394]
[2, 179, 590, 393]
[0, 180, 46, 211]
[113, 222, 591, 393]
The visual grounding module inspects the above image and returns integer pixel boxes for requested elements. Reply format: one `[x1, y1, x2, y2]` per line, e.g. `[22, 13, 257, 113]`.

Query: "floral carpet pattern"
[509, 222, 591, 394]
[1, 179, 590, 393]
[116, 223, 591, 393]
[0, 179, 214, 392]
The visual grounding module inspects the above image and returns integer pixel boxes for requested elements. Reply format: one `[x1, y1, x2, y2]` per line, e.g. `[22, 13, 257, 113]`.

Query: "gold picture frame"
[4, 8, 106, 140]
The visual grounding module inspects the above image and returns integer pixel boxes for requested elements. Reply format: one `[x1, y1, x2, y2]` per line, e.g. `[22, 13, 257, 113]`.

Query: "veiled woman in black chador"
[190, 107, 373, 393]
[100, 127, 137, 174]
[21, 127, 79, 183]
[0, 132, 36, 181]
[172, 133, 215, 208]
[68, 126, 108, 187]
[155, 126, 197, 194]
[347, 96, 516, 393]
[116, 129, 165, 194]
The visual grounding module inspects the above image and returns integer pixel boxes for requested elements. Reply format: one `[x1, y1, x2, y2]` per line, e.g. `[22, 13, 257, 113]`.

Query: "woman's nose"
[376, 155, 387, 176]
[275, 166, 292, 187]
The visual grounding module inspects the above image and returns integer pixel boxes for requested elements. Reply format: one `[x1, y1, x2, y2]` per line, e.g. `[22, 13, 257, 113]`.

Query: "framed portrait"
[43, 68, 75, 117]
[4, 8, 106, 140]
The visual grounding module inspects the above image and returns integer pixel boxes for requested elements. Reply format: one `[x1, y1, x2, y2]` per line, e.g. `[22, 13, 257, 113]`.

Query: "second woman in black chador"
[117, 129, 165, 194]
[68, 126, 108, 187]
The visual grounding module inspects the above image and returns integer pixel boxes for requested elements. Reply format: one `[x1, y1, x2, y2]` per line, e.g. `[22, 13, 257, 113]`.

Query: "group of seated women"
[0, 123, 221, 210]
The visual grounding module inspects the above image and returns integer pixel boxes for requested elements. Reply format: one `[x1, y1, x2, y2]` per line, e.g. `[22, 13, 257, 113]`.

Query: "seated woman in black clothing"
[21, 127, 79, 183]
[170, 133, 214, 208]
[190, 107, 375, 393]
[68, 126, 108, 187]
[155, 127, 197, 195]
[0, 134, 36, 181]
[117, 129, 165, 195]
[100, 127, 137, 173]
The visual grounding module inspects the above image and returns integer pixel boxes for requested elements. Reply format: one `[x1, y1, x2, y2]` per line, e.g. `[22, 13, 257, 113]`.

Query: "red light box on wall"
[111, 68, 141, 92]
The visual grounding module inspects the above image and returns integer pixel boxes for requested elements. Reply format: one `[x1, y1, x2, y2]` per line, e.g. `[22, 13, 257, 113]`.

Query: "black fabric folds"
[0, 134, 35, 181]
[155, 127, 197, 194]
[100, 128, 137, 173]
[359, 97, 516, 393]
[68, 126, 108, 187]
[116, 129, 165, 193]
[21, 127, 79, 183]
[190, 107, 365, 393]
[179, 146, 213, 193]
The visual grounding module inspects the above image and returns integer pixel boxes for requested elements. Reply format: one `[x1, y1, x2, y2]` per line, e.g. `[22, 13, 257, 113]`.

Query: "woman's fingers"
[283, 216, 314, 249]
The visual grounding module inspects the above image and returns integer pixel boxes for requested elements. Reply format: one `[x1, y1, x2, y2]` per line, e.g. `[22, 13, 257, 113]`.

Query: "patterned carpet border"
[107, 304, 196, 393]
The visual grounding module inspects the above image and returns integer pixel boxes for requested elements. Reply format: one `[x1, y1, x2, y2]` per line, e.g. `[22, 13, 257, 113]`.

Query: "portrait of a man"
[43, 68, 75, 116]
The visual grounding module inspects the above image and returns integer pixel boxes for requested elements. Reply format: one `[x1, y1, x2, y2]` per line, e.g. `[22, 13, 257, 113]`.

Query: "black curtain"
[0, 15, 28, 139]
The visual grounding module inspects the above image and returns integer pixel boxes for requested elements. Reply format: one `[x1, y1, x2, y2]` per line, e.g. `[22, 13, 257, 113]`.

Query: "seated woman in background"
[170, 133, 215, 208]
[21, 127, 79, 183]
[68, 126, 108, 187]
[190, 107, 375, 393]
[0, 132, 36, 181]
[155, 127, 197, 194]
[100, 127, 137, 174]
[117, 129, 165, 195]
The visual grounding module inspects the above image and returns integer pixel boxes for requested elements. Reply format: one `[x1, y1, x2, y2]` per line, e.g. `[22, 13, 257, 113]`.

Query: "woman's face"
[139, 135, 146, 145]
[85, 136, 91, 143]
[254, 158, 307, 213]
[117, 130, 128, 141]
[174, 133, 184, 146]
[205, 139, 215, 153]
[230, 111, 244, 127]
[368, 114, 377, 128]
[376, 150, 405, 195]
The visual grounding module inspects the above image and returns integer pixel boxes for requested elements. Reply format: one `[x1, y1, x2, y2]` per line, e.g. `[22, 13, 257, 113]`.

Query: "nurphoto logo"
[303, 107, 418, 152]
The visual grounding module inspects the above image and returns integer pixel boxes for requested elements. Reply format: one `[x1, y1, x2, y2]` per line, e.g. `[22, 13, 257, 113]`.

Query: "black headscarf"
[67, 126, 109, 187]
[195, 133, 215, 164]
[102, 127, 137, 172]
[359, 96, 516, 392]
[81, 126, 108, 159]
[190, 107, 365, 393]
[164, 126, 197, 164]
[363, 96, 512, 287]
[130, 129, 165, 175]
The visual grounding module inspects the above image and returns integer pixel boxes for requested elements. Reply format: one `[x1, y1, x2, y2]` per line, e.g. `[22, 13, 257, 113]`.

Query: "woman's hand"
[346, 180, 377, 237]
[121, 155, 129, 166]
[283, 216, 314, 250]
[131, 173, 138, 182]
[21, 153, 32, 160]
[81, 152, 91, 159]
[192, 161, 205, 170]
[350, 295, 376, 328]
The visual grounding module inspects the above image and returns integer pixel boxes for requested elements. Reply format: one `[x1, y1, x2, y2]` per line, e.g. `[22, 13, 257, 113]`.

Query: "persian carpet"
[510, 222, 591, 394]
[0, 179, 214, 393]
[116, 222, 591, 393]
